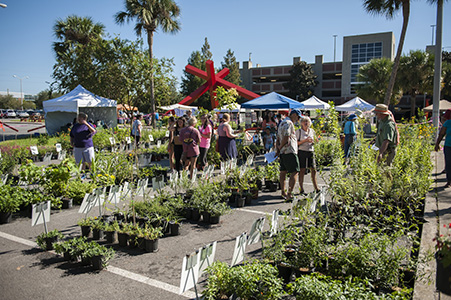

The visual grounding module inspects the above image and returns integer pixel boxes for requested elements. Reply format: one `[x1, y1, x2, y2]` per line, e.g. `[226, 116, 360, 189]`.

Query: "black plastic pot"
[128, 234, 138, 248]
[277, 263, 293, 284]
[92, 229, 104, 240]
[144, 238, 159, 253]
[210, 215, 220, 224]
[202, 211, 211, 223]
[169, 222, 180, 236]
[63, 251, 77, 262]
[117, 232, 128, 247]
[44, 236, 58, 250]
[137, 237, 145, 250]
[80, 225, 91, 238]
[91, 255, 105, 270]
[244, 194, 252, 206]
[235, 197, 245, 208]
[191, 208, 201, 222]
[61, 198, 73, 209]
[436, 257, 451, 295]
[0, 211, 12, 224]
[104, 231, 117, 244]
[185, 208, 193, 220]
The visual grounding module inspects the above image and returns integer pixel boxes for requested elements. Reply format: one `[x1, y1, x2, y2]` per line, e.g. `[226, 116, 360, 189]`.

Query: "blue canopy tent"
[241, 92, 304, 110]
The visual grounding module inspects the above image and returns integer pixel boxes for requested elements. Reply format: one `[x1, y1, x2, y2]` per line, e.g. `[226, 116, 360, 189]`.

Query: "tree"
[53, 15, 105, 60]
[283, 61, 317, 100]
[180, 38, 214, 109]
[397, 50, 434, 117]
[0, 94, 18, 109]
[115, 0, 181, 122]
[35, 90, 64, 109]
[363, 0, 410, 106]
[355, 57, 402, 104]
[221, 49, 242, 87]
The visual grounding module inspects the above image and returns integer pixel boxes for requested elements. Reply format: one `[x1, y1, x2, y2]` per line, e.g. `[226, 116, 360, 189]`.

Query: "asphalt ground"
[0, 155, 328, 300]
[0, 120, 46, 141]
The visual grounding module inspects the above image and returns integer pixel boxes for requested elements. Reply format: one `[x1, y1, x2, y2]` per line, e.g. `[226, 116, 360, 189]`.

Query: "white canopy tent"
[214, 103, 245, 113]
[423, 99, 451, 112]
[336, 97, 375, 112]
[43, 85, 117, 135]
[300, 96, 330, 110]
[159, 104, 198, 117]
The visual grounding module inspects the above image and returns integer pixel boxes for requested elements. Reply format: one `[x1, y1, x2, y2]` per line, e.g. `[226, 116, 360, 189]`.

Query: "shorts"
[279, 153, 299, 173]
[74, 147, 95, 165]
[298, 150, 316, 169]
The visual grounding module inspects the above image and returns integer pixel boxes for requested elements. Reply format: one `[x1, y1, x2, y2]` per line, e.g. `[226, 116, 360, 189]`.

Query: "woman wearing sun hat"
[343, 114, 358, 159]
[435, 109, 451, 188]
[373, 104, 399, 166]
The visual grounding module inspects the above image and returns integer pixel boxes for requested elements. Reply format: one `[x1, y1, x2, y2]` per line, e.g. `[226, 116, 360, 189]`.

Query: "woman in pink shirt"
[198, 113, 212, 170]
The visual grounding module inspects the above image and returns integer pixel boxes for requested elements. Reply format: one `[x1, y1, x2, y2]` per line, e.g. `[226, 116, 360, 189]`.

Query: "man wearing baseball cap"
[373, 104, 399, 165]
[276, 109, 302, 200]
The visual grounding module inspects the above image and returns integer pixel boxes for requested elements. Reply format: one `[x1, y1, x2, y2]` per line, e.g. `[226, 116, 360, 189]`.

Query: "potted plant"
[36, 230, 64, 251]
[84, 243, 115, 270]
[77, 217, 94, 237]
[91, 219, 106, 240]
[104, 221, 120, 244]
[209, 202, 230, 224]
[434, 223, 451, 294]
[142, 225, 163, 253]
[168, 218, 181, 236]
[0, 184, 22, 224]
[117, 223, 130, 247]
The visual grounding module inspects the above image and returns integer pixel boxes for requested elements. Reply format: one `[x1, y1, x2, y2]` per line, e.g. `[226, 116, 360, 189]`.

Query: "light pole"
[432, 1, 443, 133]
[13, 75, 28, 110]
[333, 35, 338, 64]
[431, 25, 436, 45]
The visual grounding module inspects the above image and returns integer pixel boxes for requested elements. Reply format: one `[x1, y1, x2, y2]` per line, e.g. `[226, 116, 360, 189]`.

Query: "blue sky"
[0, 0, 449, 96]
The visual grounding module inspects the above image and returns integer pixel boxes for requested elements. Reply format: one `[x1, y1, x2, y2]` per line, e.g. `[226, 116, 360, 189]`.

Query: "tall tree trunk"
[410, 89, 416, 118]
[384, 0, 410, 106]
[147, 29, 155, 127]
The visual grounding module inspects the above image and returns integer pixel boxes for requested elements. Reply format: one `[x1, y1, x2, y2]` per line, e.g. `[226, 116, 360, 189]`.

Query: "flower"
[435, 223, 451, 267]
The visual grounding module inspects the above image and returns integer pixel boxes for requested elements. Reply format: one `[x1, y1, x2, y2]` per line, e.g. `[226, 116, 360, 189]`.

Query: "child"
[253, 130, 261, 146]
[263, 127, 274, 152]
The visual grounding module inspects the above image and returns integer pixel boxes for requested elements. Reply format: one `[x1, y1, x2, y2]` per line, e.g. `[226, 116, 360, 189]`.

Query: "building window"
[350, 42, 382, 84]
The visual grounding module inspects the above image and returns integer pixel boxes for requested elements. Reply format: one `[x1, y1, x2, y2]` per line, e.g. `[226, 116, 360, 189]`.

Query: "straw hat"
[373, 104, 390, 115]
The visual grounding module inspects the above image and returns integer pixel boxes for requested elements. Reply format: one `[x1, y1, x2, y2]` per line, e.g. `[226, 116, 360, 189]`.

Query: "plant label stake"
[107, 185, 122, 206]
[78, 193, 98, 217]
[57, 150, 66, 160]
[1, 174, 8, 185]
[248, 217, 265, 245]
[121, 182, 132, 201]
[136, 178, 148, 196]
[231, 232, 247, 266]
[179, 250, 200, 298]
[245, 154, 254, 166]
[291, 198, 299, 217]
[32, 201, 51, 234]
[55, 143, 62, 153]
[270, 209, 279, 237]
[43, 152, 52, 162]
[149, 134, 154, 142]
[198, 241, 217, 277]
[220, 162, 225, 175]
[30, 146, 38, 156]
[165, 130, 170, 138]
[125, 136, 131, 144]
[157, 140, 161, 148]
[152, 177, 161, 191]
[191, 168, 197, 183]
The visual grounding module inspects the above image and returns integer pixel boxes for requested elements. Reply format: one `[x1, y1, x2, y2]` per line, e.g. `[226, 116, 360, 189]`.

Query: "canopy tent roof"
[214, 103, 244, 113]
[300, 96, 330, 110]
[335, 97, 375, 112]
[241, 92, 304, 110]
[423, 99, 451, 112]
[159, 104, 198, 111]
[43, 85, 116, 113]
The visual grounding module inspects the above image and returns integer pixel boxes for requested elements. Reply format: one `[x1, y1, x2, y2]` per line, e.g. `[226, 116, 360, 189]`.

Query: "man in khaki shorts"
[276, 109, 302, 201]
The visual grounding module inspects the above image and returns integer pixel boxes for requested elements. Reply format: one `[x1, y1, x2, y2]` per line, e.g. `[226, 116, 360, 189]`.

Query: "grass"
[0, 136, 60, 147]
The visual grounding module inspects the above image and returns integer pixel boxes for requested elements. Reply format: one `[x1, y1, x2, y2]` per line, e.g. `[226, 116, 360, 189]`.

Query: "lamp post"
[431, 25, 436, 45]
[333, 35, 338, 64]
[13, 75, 28, 110]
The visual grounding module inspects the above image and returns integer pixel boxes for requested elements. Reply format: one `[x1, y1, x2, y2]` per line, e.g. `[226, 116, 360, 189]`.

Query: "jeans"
[343, 134, 355, 158]
[445, 146, 451, 183]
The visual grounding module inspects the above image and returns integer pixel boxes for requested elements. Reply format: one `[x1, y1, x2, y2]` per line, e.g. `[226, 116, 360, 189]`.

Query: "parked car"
[6, 109, 16, 118]
[0, 109, 6, 118]
[17, 110, 30, 118]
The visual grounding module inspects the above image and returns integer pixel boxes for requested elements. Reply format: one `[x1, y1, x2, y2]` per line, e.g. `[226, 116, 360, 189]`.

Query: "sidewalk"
[414, 151, 451, 300]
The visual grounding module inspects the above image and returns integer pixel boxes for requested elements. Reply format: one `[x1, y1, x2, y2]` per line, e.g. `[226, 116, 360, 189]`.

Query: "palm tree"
[53, 15, 105, 59]
[115, 0, 181, 120]
[362, 0, 410, 106]
[356, 57, 402, 104]
[397, 50, 434, 118]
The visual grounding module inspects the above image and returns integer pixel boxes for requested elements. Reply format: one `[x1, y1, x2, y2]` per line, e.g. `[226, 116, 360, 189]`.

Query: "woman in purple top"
[70, 112, 96, 170]
[217, 113, 238, 160]
[180, 117, 201, 179]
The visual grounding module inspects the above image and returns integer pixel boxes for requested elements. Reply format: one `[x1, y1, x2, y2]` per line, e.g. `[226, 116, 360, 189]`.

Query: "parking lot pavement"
[0, 120, 46, 141]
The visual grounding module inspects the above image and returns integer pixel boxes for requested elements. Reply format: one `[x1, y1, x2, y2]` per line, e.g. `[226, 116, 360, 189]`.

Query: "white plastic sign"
[157, 140, 161, 148]
[78, 193, 97, 214]
[55, 143, 62, 153]
[32, 201, 51, 227]
[30, 146, 38, 155]
[165, 130, 170, 138]
[231, 233, 247, 266]
[109, 137, 116, 145]
[179, 251, 200, 294]
[270, 209, 279, 237]
[248, 217, 265, 245]
[125, 136, 131, 144]
[149, 134, 154, 142]
[198, 242, 217, 277]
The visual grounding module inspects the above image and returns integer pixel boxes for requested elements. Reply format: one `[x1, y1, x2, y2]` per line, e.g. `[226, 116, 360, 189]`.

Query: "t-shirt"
[443, 119, 451, 147]
[296, 127, 315, 152]
[70, 123, 95, 148]
[344, 121, 356, 135]
[132, 119, 142, 136]
[198, 124, 212, 149]
[375, 116, 397, 149]
[277, 118, 297, 155]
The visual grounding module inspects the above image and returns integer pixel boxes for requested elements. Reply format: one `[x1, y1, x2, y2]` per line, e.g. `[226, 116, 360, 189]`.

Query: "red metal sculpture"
[179, 60, 260, 109]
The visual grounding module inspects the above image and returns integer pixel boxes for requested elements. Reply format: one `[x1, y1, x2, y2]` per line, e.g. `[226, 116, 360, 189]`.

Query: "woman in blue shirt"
[435, 109, 451, 188]
[343, 114, 358, 158]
